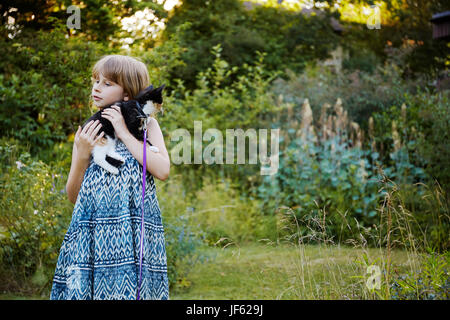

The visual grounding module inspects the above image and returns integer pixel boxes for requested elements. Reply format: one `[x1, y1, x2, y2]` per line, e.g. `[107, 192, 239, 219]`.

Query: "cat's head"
[135, 84, 165, 117]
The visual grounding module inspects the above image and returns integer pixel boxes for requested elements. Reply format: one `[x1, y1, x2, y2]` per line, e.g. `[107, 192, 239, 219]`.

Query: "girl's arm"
[66, 120, 104, 204]
[66, 143, 90, 204]
[119, 117, 170, 181]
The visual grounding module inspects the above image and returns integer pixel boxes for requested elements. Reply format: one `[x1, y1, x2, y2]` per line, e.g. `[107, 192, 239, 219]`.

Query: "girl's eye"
[106, 82, 111, 86]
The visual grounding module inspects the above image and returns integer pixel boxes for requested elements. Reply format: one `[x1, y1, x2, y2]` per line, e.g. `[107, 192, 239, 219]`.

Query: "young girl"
[50, 55, 170, 300]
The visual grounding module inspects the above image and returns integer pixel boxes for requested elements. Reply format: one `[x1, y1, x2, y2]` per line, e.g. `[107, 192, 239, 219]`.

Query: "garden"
[0, 0, 448, 300]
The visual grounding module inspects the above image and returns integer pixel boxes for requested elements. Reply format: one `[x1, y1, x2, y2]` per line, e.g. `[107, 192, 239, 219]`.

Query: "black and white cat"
[82, 84, 165, 175]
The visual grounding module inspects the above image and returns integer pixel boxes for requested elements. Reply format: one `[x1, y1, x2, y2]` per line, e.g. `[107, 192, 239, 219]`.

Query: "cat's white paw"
[115, 155, 125, 164]
[149, 146, 160, 153]
[109, 167, 119, 175]
[101, 164, 119, 175]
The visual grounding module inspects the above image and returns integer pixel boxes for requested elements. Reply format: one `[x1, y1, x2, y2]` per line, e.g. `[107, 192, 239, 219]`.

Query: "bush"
[164, 214, 205, 292]
[271, 62, 422, 127]
[256, 98, 429, 246]
[0, 140, 73, 296]
[258, 136, 383, 243]
[376, 171, 449, 253]
[157, 172, 275, 248]
[0, 24, 104, 156]
[371, 90, 450, 201]
[161, 44, 286, 194]
[162, 0, 339, 90]
[154, 173, 205, 292]
[189, 176, 274, 246]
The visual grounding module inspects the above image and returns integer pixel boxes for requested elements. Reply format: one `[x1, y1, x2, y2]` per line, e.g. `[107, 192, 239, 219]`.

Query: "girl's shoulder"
[146, 116, 161, 131]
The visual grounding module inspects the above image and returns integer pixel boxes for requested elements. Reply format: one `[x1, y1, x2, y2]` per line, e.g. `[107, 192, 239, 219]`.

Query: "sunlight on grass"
[170, 242, 419, 300]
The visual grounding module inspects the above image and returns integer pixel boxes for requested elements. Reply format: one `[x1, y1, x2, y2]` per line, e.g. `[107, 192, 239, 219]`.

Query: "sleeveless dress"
[50, 139, 169, 300]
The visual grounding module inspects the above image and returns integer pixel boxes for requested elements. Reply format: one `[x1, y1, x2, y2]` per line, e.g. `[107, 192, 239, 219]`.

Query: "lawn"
[170, 242, 418, 300]
[0, 242, 418, 300]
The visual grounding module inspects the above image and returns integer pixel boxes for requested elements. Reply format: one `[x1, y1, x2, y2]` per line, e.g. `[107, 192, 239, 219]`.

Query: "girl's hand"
[101, 105, 130, 140]
[74, 120, 105, 160]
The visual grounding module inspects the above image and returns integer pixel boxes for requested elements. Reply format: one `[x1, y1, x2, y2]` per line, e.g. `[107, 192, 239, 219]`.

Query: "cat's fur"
[81, 84, 165, 175]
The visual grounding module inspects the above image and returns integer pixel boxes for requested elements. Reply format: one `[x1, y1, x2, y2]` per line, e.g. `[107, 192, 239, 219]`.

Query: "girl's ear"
[124, 93, 129, 101]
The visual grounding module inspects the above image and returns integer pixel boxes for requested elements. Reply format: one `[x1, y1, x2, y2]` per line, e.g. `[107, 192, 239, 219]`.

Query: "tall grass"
[256, 167, 448, 299]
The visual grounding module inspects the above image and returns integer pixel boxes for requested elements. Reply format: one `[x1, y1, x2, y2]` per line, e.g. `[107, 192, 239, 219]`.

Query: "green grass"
[170, 242, 419, 300]
[0, 293, 46, 300]
[0, 242, 419, 300]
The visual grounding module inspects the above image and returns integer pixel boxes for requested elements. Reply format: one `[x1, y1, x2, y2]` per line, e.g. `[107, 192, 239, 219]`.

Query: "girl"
[50, 55, 170, 300]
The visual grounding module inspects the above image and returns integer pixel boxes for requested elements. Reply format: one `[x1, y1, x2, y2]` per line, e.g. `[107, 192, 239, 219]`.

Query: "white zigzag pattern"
[50, 140, 169, 300]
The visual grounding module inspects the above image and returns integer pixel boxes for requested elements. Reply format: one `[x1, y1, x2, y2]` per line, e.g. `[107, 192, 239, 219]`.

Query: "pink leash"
[137, 128, 147, 300]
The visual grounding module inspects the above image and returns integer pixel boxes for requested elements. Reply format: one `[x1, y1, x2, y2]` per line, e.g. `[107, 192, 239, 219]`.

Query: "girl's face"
[91, 74, 129, 108]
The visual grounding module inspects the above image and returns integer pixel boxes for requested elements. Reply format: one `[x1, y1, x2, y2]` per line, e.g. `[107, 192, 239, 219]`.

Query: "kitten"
[81, 84, 165, 175]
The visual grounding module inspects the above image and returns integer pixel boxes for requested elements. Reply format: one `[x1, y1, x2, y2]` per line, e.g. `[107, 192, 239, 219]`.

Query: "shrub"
[0, 24, 104, 156]
[161, 44, 286, 194]
[0, 140, 72, 296]
[271, 62, 422, 127]
[188, 176, 274, 246]
[256, 98, 429, 246]
[157, 172, 275, 248]
[162, 0, 339, 90]
[371, 90, 450, 202]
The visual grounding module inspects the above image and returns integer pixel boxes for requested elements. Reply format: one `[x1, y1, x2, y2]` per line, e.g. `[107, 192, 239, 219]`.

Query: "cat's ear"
[155, 84, 165, 93]
[135, 85, 154, 102]
[152, 84, 165, 104]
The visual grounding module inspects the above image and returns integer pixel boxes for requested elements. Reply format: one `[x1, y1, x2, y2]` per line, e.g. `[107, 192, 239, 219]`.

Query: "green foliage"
[342, 47, 380, 74]
[0, 140, 73, 295]
[390, 250, 450, 300]
[155, 174, 205, 291]
[256, 98, 431, 246]
[132, 23, 190, 90]
[0, 24, 104, 155]
[376, 172, 449, 253]
[167, 44, 280, 129]
[187, 177, 274, 246]
[0, 0, 165, 45]
[157, 172, 275, 252]
[257, 134, 383, 243]
[272, 62, 419, 126]
[162, 44, 284, 193]
[162, 0, 247, 88]
[163, 0, 339, 90]
[164, 214, 205, 291]
[340, 0, 449, 79]
[412, 92, 450, 197]
[372, 90, 450, 198]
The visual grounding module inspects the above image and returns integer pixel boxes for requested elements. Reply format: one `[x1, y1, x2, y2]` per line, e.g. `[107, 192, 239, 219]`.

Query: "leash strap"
[137, 128, 147, 300]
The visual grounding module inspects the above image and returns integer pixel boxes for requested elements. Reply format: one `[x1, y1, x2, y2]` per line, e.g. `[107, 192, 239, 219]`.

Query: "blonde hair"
[91, 55, 149, 99]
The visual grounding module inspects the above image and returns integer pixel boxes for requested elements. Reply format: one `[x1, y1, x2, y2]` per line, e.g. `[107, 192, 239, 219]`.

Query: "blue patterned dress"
[50, 139, 169, 300]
